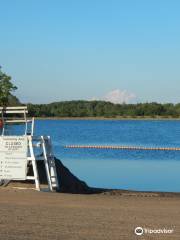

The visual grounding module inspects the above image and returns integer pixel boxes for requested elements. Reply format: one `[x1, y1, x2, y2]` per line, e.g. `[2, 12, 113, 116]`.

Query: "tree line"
[27, 101, 180, 118]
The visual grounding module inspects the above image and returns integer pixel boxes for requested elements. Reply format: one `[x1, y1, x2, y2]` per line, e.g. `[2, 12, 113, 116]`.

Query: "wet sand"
[0, 188, 180, 240]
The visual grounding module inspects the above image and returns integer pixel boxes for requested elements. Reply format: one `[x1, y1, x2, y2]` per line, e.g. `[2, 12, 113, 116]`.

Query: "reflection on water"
[12, 119, 180, 192]
[61, 158, 180, 192]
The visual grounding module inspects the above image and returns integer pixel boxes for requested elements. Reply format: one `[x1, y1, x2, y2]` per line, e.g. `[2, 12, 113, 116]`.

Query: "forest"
[27, 101, 180, 118]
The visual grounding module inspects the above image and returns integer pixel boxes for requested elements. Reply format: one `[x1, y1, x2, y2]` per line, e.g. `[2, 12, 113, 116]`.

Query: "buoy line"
[64, 145, 180, 151]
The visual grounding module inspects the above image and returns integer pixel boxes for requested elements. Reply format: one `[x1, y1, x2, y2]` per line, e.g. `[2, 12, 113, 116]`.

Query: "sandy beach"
[0, 188, 180, 240]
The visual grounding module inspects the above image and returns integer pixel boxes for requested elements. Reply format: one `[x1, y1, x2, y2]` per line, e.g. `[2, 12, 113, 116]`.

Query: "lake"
[15, 119, 180, 192]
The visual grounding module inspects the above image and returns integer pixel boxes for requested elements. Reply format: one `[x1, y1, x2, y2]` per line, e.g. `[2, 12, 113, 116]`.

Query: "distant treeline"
[27, 101, 180, 118]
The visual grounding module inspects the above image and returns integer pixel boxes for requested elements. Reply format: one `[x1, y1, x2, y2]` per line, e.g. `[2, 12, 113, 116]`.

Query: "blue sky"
[0, 0, 180, 104]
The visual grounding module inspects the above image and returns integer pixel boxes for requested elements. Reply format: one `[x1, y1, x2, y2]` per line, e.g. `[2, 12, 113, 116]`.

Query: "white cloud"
[103, 89, 136, 104]
[90, 97, 99, 101]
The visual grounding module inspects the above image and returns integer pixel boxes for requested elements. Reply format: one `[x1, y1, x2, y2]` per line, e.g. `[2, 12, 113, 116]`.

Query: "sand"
[0, 188, 180, 240]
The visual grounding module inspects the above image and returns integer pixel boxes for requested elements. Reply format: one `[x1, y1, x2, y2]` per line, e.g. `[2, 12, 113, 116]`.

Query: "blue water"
[14, 120, 180, 192]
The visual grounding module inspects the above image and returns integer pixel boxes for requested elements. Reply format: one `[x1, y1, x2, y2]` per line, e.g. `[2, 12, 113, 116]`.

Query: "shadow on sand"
[27, 157, 108, 194]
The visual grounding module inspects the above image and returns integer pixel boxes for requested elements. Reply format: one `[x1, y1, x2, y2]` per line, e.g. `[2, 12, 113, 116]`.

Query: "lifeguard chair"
[0, 106, 59, 191]
[0, 106, 34, 135]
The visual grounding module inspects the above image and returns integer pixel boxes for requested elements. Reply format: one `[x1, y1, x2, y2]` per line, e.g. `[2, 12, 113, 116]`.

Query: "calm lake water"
[16, 119, 180, 192]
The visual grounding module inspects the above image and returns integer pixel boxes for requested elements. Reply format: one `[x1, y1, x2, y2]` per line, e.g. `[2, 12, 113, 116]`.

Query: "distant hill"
[27, 100, 180, 118]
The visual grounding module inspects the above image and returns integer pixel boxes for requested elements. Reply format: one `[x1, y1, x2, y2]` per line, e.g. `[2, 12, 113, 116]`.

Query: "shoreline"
[34, 116, 180, 120]
[6, 182, 180, 196]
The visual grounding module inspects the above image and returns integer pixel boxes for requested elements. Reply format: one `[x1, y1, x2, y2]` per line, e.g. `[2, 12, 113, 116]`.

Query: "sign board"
[0, 136, 28, 180]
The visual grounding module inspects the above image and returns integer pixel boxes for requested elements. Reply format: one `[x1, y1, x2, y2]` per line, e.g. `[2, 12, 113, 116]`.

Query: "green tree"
[0, 67, 17, 106]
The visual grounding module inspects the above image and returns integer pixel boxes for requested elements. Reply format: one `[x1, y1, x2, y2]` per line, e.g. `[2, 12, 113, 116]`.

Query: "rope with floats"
[64, 145, 180, 151]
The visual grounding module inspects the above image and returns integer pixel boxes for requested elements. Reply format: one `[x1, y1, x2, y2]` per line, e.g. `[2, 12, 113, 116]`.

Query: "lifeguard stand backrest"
[0, 106, 34, 136]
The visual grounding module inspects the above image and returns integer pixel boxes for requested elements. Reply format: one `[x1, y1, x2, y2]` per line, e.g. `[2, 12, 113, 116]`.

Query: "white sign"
[0, 136, 28, 180]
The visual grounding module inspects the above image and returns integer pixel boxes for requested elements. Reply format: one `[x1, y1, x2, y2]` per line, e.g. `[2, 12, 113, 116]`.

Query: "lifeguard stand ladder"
[0, 106, 59, 192]
[27, 135, 59, 191]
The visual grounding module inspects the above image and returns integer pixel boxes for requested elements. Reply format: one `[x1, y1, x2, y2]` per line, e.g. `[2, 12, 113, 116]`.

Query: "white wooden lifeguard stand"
[0, 106, 59, 191]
